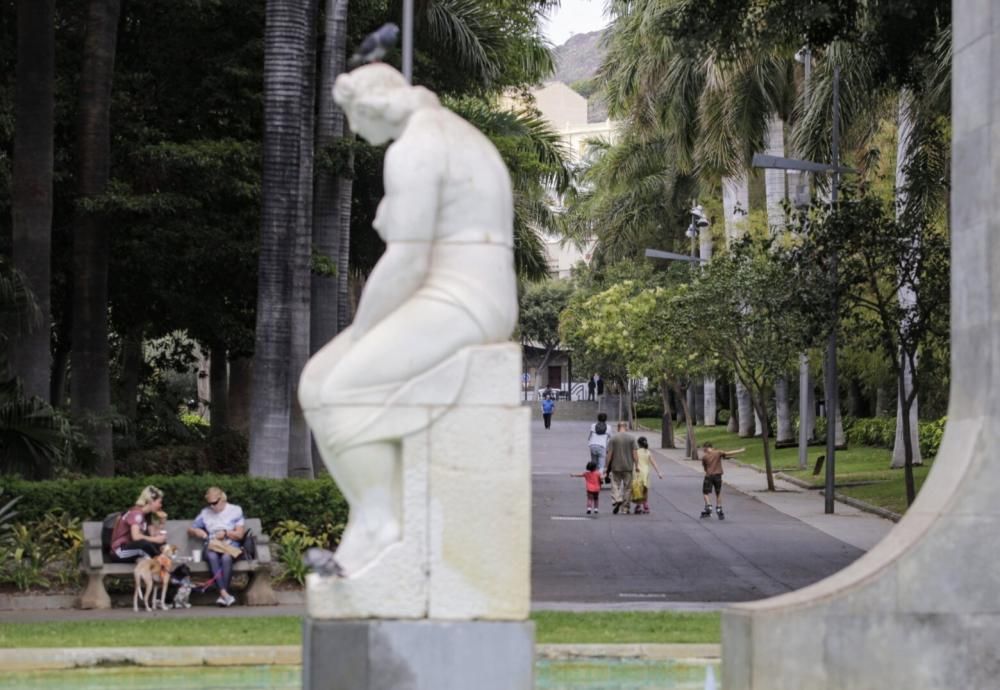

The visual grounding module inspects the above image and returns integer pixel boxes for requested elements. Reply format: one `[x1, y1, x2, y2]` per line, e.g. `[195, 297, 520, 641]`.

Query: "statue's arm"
[351, 120, 443, 338]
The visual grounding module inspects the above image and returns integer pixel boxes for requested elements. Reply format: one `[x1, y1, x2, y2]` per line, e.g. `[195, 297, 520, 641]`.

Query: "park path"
[531, 419, 894, 609]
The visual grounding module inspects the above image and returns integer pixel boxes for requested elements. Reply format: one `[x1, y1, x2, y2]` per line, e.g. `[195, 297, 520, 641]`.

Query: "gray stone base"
[303, 618, 534, 690]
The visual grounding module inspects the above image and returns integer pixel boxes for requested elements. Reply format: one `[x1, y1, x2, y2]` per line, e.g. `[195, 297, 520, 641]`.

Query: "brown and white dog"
[133, 544, 177, 612]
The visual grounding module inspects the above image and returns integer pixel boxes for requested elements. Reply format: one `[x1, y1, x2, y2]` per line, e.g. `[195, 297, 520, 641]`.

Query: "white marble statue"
[298, 64, 518, 578]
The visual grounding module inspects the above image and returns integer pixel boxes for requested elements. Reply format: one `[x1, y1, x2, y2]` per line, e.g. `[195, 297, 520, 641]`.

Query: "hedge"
[0, 475, 348, 536]
[844, 416, 946, 458]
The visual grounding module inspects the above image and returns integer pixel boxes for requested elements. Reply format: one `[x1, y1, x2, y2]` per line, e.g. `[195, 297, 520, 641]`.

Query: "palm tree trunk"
[210, 346, 229, 436]
[695, 216, 716, 427]
[71, 0, 122, 475]
[250, 0, 315, 478]
[762, 117, 793, 444]
[727, 381, 739, 433]
[312, 0, 355, 342]
[119, 329, 142, 423]
[310, 0, 351, 362]
[10, 0, 54, 401]
[228, 356, 252, 434]
[891, 91, 923, 469]
[775, 376, 793, 444]
[287, 0, 319, 479]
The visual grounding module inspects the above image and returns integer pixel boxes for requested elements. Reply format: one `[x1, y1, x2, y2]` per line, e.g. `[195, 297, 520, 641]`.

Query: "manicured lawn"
[638, 420, 931, 515]
[532, 611, 720, 644]
[0, 611, 721, 648]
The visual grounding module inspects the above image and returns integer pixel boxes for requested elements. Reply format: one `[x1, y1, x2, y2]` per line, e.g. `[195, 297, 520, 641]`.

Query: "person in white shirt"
[187, 486, 245, 607]
[587, 412, 612, 474]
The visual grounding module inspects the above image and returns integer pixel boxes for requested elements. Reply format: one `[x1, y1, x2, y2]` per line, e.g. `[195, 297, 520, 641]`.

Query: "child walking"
[571, 461, 603, 515]
[631, 437, 663, 514]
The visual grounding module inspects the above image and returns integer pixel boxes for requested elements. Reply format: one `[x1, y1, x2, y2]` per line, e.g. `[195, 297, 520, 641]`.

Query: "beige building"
[503, 82, 620, 278]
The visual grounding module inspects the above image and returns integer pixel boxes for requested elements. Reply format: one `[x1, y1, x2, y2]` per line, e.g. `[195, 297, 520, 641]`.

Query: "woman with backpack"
[587, 413, 611, 474]
[108, 485, 167, 562]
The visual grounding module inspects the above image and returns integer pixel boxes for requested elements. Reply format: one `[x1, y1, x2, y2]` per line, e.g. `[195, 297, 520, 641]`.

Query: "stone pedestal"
[306, 344, 530, 621]
[303, 619, 534, 690]
[721, 7, 1000, 688]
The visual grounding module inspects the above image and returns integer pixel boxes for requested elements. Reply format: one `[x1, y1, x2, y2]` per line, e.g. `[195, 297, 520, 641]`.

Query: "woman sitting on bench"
[109, 485, 167, 562]
[187, 486, 245, 607]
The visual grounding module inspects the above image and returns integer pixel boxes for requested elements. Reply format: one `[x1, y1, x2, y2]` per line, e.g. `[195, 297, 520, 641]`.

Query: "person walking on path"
[588, 375, 596, 401]
[541, 395, 555, 429]
[699, 441, 745, 520]
[570, 461, 603, 515]
[587, 412, 611, 473]
[630, 437, 663, 514]
[605, 422, 637, 514]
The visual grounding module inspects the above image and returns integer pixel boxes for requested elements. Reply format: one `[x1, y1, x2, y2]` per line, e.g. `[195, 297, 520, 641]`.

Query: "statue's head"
[333, 64, 439, 145]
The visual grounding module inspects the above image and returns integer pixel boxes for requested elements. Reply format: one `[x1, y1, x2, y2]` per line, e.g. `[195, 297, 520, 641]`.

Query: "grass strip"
[639, 420, 931, 515]
[0, 611, 721, 648]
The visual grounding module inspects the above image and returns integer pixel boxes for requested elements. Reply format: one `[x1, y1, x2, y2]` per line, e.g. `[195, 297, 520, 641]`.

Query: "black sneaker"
[613, 503, 620, 514]
[716, 508, 725, 520]
[700, 507, 712, 519]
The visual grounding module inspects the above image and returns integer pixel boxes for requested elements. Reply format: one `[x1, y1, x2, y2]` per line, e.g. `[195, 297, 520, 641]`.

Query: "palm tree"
[310, 0, 352, 475]
[250, 0, 316, 478]
[71, 0, 123, 475]
[9, 0, 54, 404]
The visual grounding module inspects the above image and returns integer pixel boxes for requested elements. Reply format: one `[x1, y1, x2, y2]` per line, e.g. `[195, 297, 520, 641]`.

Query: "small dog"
[133, 544, 177, 612]
[170, 564, 193, 609]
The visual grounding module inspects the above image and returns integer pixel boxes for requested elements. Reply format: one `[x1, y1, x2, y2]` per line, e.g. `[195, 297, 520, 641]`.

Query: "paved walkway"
[531, 419, 894, 609]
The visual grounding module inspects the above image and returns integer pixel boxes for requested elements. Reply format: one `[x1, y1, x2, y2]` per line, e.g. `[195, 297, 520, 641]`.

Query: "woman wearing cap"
[187, 486, 245, 607]
[109, 485, 167, 562]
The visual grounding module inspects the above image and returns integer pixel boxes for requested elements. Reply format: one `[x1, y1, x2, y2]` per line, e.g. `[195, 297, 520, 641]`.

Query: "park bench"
[79, 518, 277, 609]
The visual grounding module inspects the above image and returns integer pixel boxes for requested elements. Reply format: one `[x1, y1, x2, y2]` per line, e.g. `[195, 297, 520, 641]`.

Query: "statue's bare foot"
[334, 515, 401, 576]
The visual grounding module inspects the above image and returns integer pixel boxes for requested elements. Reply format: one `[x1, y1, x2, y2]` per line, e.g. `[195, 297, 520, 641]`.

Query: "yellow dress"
[632, 448, 653, 502]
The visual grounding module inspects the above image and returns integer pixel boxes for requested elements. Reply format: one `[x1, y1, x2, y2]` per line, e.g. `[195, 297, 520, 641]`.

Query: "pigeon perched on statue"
[349, 22, 400, 67]
[304, 547, 344, 577]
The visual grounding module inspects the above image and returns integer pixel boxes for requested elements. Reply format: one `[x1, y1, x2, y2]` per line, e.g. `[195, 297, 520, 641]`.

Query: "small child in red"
[571, 461, 602, 515]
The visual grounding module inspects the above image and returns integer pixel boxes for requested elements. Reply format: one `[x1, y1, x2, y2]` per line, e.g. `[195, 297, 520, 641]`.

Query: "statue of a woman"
[299, 64, 518, 576]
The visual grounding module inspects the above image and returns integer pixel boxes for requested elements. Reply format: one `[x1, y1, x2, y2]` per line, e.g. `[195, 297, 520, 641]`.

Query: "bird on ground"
[349, 22, 400, 67]
[304, 547, 344, 577]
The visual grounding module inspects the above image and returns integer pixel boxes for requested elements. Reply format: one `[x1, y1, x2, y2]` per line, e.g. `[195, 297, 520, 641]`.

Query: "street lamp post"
[645, 205, 709, 460]
[402, 0, 414, 83]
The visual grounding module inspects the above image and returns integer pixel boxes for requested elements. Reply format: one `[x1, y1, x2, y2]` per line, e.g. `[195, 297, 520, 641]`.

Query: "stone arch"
[722, 8, 1000, 688]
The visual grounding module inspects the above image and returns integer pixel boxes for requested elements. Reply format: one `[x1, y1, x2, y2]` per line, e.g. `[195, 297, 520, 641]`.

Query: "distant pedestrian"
[587, 412, 611, 474]
[541, 395, 555, 429]
[630, 437, 662, 514]
[570, 461, 603, 515]
[596, 375, 604, 397]
[605, 422, 637, 514]
[588, 374, 597, 401]
[699, 441, 745, 520]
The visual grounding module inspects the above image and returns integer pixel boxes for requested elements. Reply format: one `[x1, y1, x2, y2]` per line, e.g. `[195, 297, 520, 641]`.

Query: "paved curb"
[773, 471, 902, 522]
[0, 643, 720, 672]
[0, 593, 78, 611]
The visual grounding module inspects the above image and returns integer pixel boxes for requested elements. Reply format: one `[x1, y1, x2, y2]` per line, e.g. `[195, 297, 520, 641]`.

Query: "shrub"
[716, 408, 731, 425]
[919, 416, 946, 457]
[116, 432, 249, 476]
[634, 396, 664, 418]
[0, 475, 348, 538]
[271, 519, 342, 586]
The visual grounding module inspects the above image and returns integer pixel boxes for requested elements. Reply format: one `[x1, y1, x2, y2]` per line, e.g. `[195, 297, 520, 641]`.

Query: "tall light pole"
[645, 205, 709, 459]
[402, 0, 413, 83]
